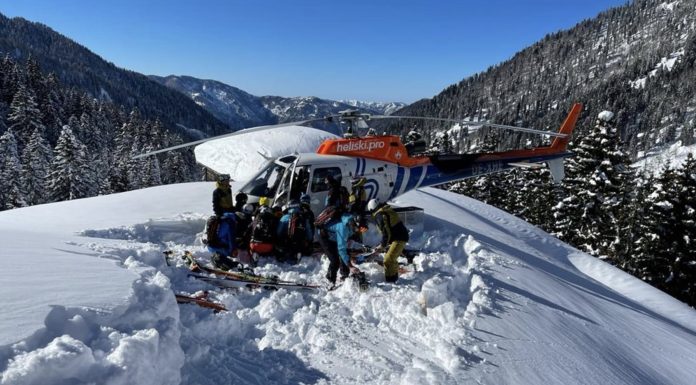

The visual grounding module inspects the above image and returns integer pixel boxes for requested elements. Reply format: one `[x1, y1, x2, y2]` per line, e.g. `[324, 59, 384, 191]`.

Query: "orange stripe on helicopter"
[316, 135, 431, 167]
[316, 103, 582, 166]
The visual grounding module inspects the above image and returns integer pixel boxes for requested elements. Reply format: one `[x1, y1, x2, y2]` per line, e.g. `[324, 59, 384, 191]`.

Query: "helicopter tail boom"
[549, 102, 582, 152]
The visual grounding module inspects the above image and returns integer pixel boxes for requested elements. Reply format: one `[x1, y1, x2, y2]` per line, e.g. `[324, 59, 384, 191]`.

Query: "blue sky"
[1, 0, 628, 103]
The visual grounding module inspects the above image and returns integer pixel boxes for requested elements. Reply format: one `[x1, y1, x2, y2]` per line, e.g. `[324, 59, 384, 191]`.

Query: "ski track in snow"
[58, 212, 501, 385]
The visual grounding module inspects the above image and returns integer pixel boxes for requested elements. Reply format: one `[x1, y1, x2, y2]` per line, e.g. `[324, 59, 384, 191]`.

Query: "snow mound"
[1, 261, 183, 385]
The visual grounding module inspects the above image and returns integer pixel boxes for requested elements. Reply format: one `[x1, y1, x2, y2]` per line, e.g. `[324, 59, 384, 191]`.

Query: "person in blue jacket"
[276, 200, 314, 263]
[318, 212, 362, 285]
[207, 212, 238, 270]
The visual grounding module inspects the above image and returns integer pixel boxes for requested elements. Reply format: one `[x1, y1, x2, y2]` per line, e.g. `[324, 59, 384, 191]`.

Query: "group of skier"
[206, 172, 409, 285]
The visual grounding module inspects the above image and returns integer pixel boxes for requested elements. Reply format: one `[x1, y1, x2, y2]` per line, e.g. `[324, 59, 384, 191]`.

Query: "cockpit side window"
[291, 166, 311, 200]
[311, 167, 342, 193]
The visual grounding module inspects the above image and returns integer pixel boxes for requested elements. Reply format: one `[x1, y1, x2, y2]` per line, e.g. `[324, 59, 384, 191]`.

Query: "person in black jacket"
[213, 174, 234, 217]
[234, 191, 248, 212]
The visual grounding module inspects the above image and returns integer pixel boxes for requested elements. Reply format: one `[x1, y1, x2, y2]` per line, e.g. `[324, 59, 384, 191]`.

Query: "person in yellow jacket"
[212, 174, 234, 216]
[367, 198, 409, 282]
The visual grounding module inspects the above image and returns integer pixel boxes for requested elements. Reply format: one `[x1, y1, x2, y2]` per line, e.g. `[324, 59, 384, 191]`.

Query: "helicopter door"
[308, 166, 343, 215]
[273, 159, 298, 209]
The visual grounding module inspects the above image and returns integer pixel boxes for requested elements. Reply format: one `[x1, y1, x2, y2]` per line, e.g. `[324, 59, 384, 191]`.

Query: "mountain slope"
[0, 13, 229, 138]
[150, 75, 405, 132]
[391, 0, 696, 157]
[149, 75, 277, 129]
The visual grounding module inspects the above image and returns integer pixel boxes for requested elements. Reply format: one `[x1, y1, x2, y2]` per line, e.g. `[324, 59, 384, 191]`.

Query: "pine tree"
[0, 129, 27, 210]
[553, 111, 635, 261]
[7, 84, 44, 151]
[514, 168, 556, 231]
[631, 166, 679, 289]
[48, 125, 93, 201]
[139, 144, 162, 188]
[666, 154, 696, 304]
[21, 127, 53, 205]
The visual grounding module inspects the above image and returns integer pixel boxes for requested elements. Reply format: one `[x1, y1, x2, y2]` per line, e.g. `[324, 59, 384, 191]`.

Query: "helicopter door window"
[311, 167, 342, 193]
[291, 166, 311, 200]
[274, 166, 295, 208]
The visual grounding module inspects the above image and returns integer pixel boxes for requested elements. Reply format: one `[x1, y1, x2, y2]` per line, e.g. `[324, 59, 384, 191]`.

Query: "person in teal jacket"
[318, 213, 361, 284]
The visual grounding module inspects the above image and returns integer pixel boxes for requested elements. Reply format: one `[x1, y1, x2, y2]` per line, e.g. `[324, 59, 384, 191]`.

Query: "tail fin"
[550, 103, 583, 151]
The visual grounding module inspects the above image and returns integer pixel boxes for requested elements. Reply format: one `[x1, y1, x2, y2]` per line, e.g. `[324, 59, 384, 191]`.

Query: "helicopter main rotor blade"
[370, 115, 568, 138]
[132, 117, 328, 159]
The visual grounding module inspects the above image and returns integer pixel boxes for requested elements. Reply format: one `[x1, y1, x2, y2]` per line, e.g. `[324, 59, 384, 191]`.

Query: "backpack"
[339, 186, 350, 209]
[288, 211, 308, 245]
[314, 205, 338, 228]
[251, 211, 274, 243]
[204, 215, 224, 248]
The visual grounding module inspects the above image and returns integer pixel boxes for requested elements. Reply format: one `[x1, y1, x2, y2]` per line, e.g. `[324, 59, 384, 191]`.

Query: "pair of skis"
[349, 246, 416, 275]
[175, 291, 227, 312]
[165, 250, 322, 292]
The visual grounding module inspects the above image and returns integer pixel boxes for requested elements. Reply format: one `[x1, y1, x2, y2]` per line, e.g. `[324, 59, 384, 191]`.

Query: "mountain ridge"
[150, 74, 406, 130]
[0, 13, 229, 139]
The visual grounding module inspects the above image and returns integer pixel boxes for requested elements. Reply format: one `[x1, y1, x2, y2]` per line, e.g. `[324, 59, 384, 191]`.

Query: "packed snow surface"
[2, 181, 696, 384]
[194, 125, 337, 180]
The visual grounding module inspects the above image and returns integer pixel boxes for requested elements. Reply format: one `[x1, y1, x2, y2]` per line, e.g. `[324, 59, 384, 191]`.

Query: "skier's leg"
[319, 235, 340, 284]
[383, 241, 406, 282]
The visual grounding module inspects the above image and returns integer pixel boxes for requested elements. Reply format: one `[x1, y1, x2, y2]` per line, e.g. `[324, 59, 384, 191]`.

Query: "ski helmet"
[242, 203, 255, 215]
[367, 198, 380, 213]
[300, 193, 311, 205]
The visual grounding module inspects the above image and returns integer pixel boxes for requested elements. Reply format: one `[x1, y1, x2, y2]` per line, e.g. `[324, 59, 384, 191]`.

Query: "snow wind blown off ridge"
[1, 180, 696, 384]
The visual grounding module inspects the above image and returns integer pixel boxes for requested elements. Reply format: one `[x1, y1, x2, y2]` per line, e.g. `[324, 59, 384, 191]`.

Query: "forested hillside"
[0, 56, 198, 210]
[0, 13, 229, 139]
[394, 0, 696, 307]
[390, 0, 696, 156]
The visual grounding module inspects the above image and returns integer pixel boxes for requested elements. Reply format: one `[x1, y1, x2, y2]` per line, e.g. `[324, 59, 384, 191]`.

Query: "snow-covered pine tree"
[512, 168, 556, 232]
[48, 125, 93, 201]
[553, 111, 635, 261]
[0, 129, 27, 210]
[7, 83, 44, 151]
[631, 166, 679, 289]
[619, 174, 654, 272]
[139, 144, 162, 188]
[667, 153, 696, 304]
[21, 127, 53, 205]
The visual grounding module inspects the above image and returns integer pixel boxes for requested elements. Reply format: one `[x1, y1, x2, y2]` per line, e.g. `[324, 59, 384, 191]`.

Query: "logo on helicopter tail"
[335, 140, 386, 153]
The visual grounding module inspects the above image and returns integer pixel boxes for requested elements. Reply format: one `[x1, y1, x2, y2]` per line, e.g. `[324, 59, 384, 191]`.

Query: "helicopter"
[134, 103, 582, 217]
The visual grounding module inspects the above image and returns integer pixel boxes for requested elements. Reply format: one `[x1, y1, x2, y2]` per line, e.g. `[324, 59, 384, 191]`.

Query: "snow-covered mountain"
[340, 99, 406, 116]
[151, 75, 404, 131]
[2, 134, 695, 385]
[259, 95, 356, 122]
[149, 75, 277, 129]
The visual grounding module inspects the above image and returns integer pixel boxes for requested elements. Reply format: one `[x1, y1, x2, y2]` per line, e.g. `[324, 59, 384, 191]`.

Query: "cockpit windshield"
[239, 161, 288, 198]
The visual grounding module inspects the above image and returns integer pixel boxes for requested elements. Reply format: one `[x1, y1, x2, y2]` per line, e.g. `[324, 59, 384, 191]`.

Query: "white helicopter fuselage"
[236, 147, 571, 216]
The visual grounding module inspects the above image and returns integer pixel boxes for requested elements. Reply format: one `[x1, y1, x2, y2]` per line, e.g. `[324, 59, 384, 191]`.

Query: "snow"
[193, 125, 337, 179]
[633, 141, 696, 173]
[598, 110, 614, 122]
[657, 1, 678, 12]
[3, 136, 696, 384]
[629, 48, 684, 88]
